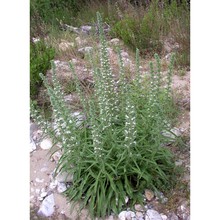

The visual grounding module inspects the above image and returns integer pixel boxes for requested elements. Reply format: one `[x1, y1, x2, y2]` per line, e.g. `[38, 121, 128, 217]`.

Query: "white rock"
[59, 41, 75, 51]
[136, 211, 144, 219]
[78, 46, 93, 54]
[146, 210, 162, 220]
[35, 178, 44, 183]
[30, 139, 36, 152]
[49, 180, 58, 190]
[145, 216, 150, 220]
[175, 160, 183, 166]
[135, 204, 145, 212]
[40, 138, 53, 150]
[125, 196, 129, 204]
[110, 38, 120, 45]
[40, 192, 47, 198]
[160, 214, 168, 220]
[38, 196, 44, 201]
[81, 25, 92, 34]
[119, 211, 127, 220]
[32, 37, 40, 43]
[119, 211, 135, 220]
[57, 182, 67, 193]
[127, 211, 136, 219]
[37, 194, 55, 217]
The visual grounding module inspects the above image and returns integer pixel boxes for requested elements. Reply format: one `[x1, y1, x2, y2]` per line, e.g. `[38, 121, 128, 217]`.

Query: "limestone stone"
[37, 194, 55, 217]
[146, 210, 162, 220]
[40, 138, 53, 150]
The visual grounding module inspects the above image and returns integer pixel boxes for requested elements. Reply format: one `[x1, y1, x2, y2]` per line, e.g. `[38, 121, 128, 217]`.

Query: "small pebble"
[125, 196, 129, 204]
[135, 204, 145, 212]
[136, 211, 144, 218]
[37, 194, 55, 217]
[49, 180, 58, 190]
[57, 182, 67, 193]
[160, 214, 168, 220]
[145, 189, 154, 201]
[38, 196, 44, 201]
[40, 138, 53, 150]
[40, 192, 47, 198]
[36, 178, 44, 183]
[146, 210, 162, 220]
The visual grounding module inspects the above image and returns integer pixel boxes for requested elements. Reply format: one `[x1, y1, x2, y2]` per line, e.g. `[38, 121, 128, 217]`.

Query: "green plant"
[110, 1, 164, 56]
[30, 40, 55, 99]
[30, 0, 88, 38]
[109, 0, 189, 66]
[163, 0, 190, 67]
[31, 12, 179, 219]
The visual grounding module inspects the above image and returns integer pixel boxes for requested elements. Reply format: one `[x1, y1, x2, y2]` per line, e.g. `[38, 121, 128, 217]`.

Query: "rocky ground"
[30, 23, 190, 220]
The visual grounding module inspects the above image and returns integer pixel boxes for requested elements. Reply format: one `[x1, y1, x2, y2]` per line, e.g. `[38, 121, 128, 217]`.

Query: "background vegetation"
[30, 0, 190, 100]
[30, 40, 55, 99]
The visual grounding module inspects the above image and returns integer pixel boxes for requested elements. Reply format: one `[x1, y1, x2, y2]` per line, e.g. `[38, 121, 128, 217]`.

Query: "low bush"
[111, 13, 162, 56]
[30, 0, 85, 24]
[31, 12, 179, 219]
[30, 40, 55, 99]
[111, 0, 190, 59]
[30, 0, 88, 37]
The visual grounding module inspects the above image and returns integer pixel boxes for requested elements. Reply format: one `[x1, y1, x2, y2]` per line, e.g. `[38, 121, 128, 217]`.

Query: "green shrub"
[111, 13, 162, 56]
[30, 40, 55, 99]
[31, 12, 179, 219]
[110, 1, 165, 56]
[30, 0, 87, 34]
[160, 1, 190, 68]
[110, 0, 189, 66]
